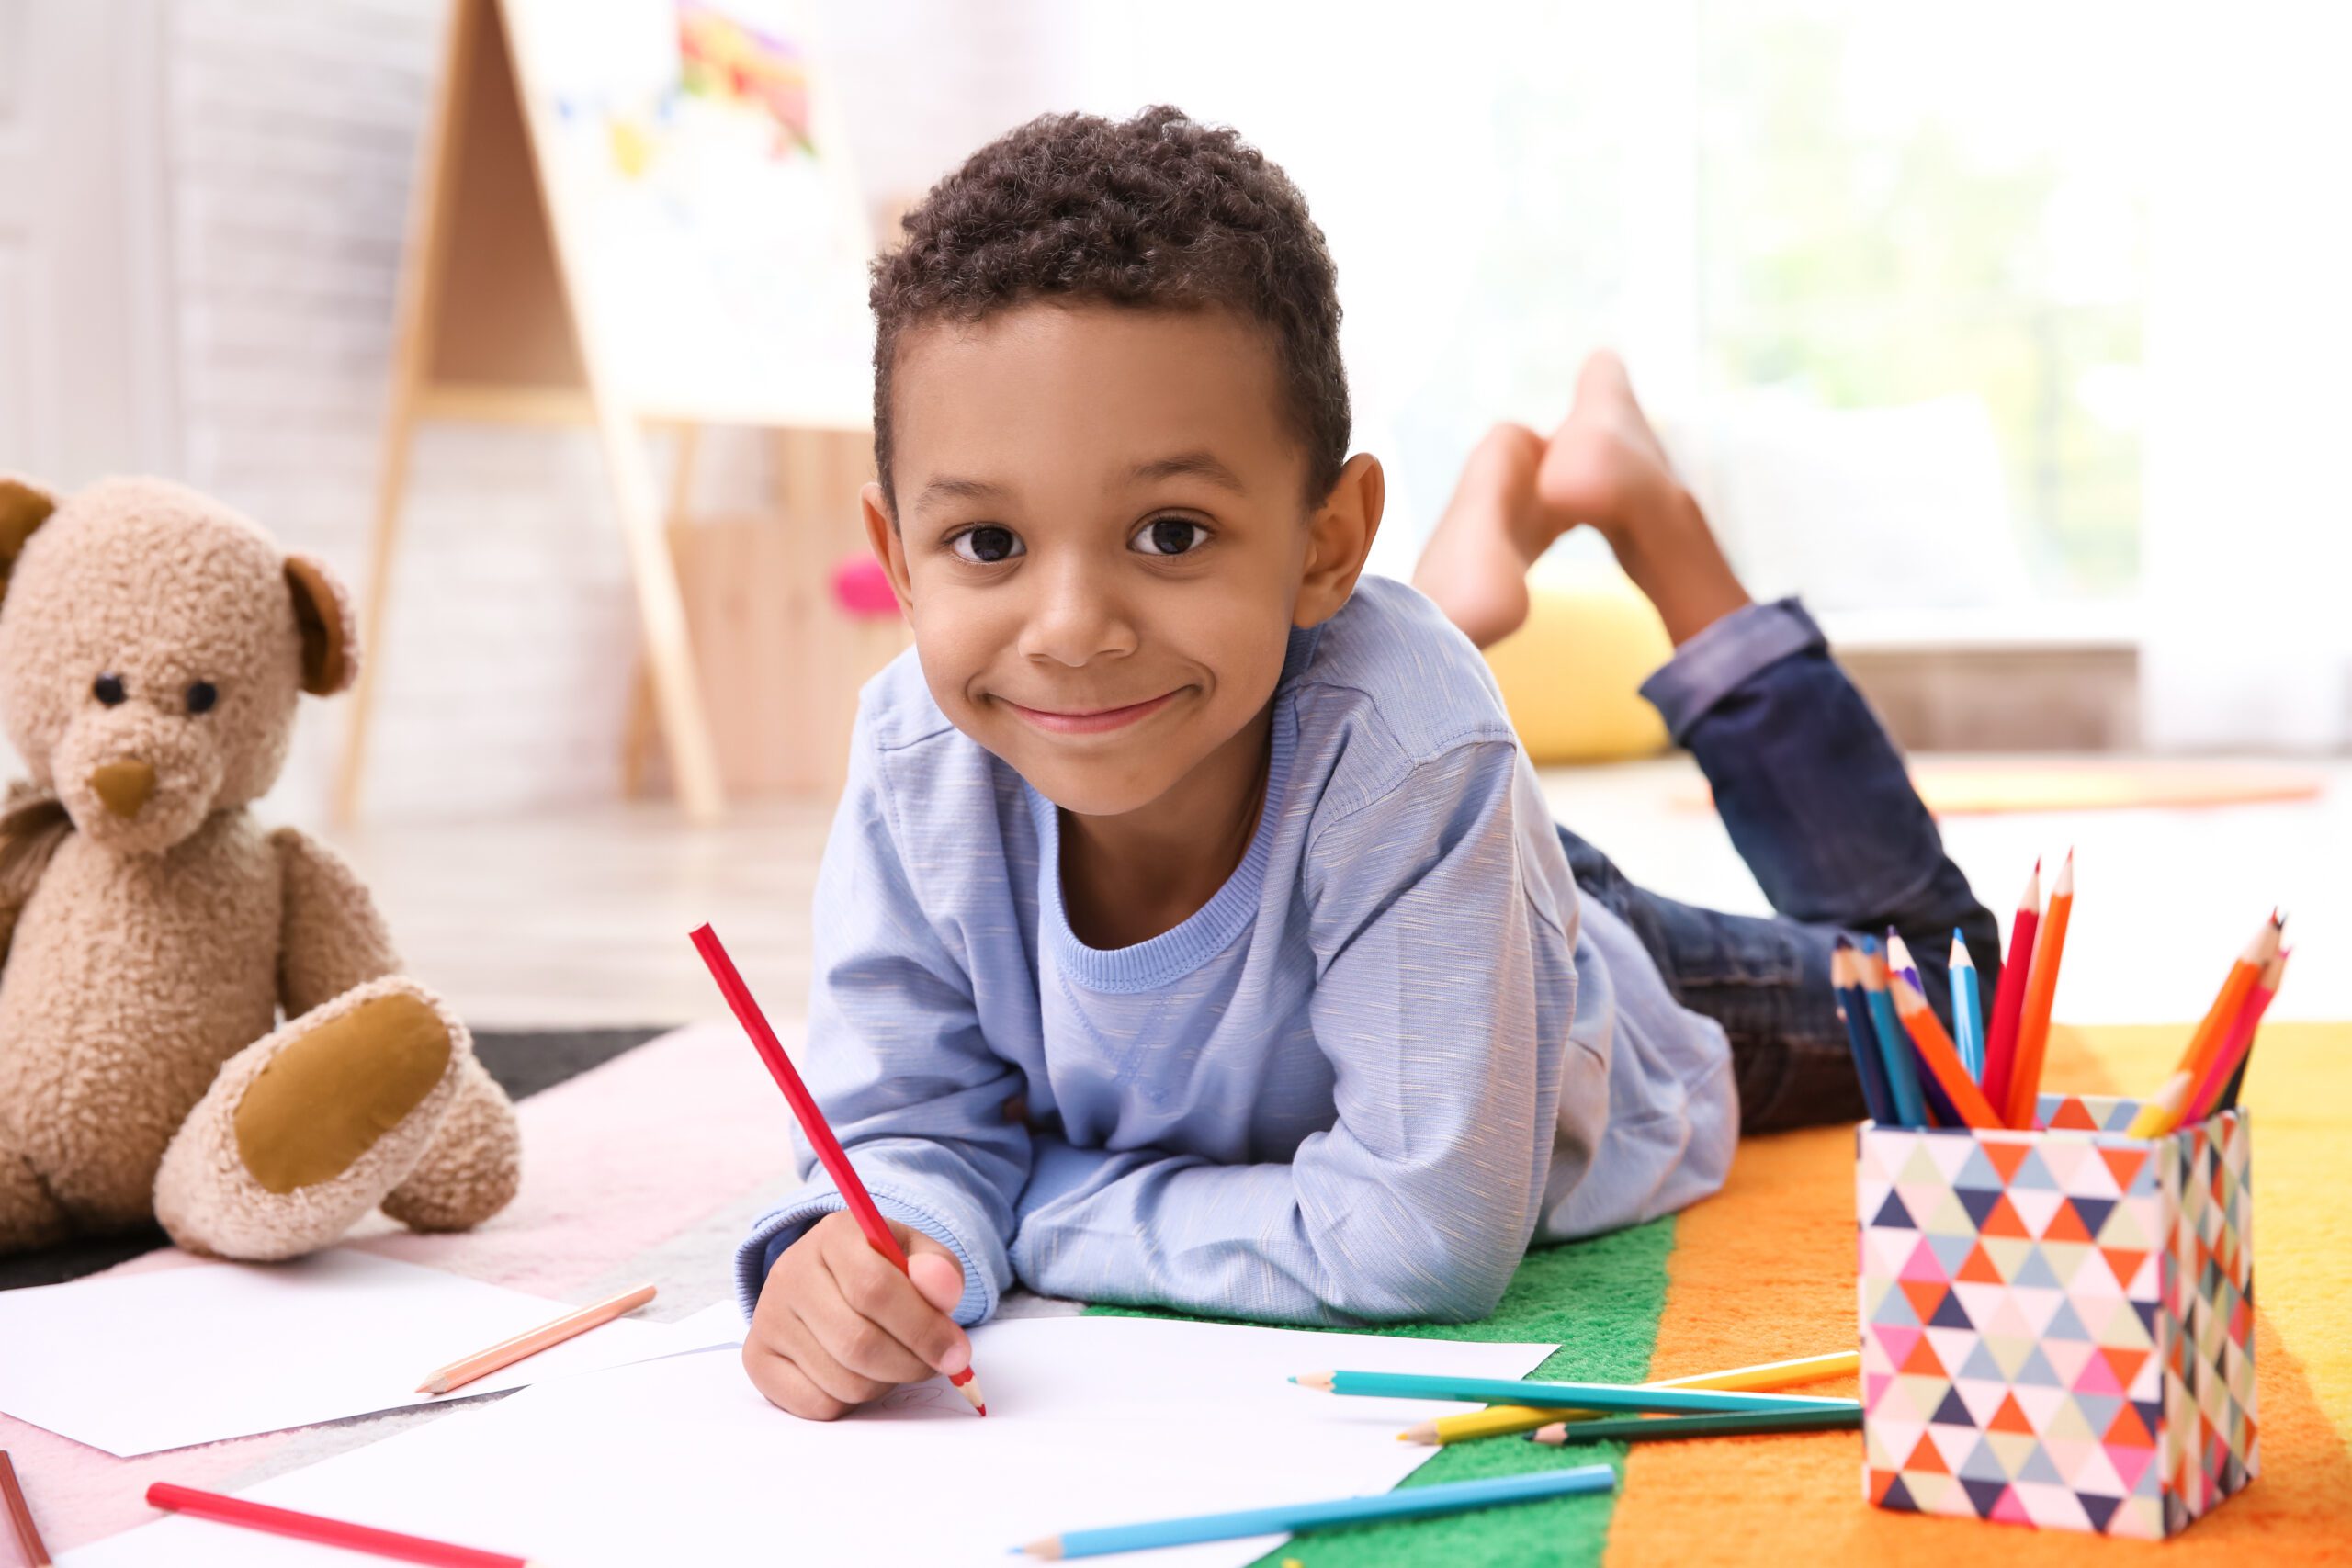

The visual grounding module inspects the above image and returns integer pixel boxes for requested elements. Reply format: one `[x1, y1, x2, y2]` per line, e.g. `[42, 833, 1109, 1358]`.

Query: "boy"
[736, 106, 1996, 1419]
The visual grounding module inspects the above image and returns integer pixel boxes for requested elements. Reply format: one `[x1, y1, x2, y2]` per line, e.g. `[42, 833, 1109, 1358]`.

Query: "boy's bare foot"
[1534, 352, 1750, 647]
[1411, 422, 1550, 649]
[1414, 350, 1752, 649]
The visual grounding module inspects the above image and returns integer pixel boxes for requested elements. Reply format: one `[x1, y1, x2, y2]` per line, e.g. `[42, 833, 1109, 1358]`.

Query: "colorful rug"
[9, 1021, 2346, 1562]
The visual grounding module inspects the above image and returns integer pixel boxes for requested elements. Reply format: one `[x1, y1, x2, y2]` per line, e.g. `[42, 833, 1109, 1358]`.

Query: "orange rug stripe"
[1603, 1022, 2352, 1562]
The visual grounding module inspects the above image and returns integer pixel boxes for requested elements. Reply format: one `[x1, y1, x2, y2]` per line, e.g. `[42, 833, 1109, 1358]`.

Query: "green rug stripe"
[1084, 1214, 1679, 1568]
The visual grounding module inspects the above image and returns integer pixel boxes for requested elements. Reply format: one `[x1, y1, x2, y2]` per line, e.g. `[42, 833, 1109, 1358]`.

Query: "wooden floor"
[320, 755, 2350, 1032]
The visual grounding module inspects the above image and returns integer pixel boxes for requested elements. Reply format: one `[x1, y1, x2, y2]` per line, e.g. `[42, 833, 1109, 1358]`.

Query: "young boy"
[736, 106, 1997, 1420]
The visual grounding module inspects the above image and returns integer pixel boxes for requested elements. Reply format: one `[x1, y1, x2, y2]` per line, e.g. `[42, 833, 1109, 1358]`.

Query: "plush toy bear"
[0, 475, 520, 1260]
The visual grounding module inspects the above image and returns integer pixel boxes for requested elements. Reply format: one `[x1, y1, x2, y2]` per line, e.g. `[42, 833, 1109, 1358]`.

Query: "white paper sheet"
[0, 1250, 739, 1456]
[64, 1315, 1559, 1567]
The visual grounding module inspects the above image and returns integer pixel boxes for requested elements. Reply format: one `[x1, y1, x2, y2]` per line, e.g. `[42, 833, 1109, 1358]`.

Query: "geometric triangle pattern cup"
[1858, 1094, 2255, 1538]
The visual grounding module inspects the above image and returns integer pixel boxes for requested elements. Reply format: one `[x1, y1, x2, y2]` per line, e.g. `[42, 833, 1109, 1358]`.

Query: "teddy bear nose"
[89, 759, 157, 818]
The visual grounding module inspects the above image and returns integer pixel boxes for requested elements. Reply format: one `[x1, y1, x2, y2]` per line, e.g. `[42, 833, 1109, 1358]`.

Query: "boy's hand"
[744, 1211, 970, 1420]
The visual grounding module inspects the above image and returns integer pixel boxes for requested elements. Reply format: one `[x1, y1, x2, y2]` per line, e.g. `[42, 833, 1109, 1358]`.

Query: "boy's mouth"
[998, 690, 1180, 736]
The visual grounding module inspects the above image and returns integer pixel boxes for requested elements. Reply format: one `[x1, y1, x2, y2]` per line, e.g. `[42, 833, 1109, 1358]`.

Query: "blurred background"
[2, 0, 2346, 1025]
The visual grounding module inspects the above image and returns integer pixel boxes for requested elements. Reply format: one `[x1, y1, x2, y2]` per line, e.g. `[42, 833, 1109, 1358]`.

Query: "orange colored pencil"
[1889, 974, 2005, 1130]
[2003, 852, 2074, 1128]
[2171, 916, 2281, 1089]
[1, 1451, 51, 1567]
[2183, 948, 2289, 1126]
[416, 1283, 658, 1395]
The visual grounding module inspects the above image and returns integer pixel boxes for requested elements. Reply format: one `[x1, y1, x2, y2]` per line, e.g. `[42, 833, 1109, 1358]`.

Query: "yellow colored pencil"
[1397, 1349, 1859, 1445]
[415, 1283, 658, 1394]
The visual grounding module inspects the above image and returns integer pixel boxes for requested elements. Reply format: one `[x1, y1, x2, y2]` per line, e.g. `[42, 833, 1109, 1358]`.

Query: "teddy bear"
[0, 474, 520, 1261]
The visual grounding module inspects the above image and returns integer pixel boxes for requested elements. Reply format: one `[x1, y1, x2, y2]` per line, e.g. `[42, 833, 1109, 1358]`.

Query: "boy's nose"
[1023, 563, 1137, 667]
[90, 758, 157, 818]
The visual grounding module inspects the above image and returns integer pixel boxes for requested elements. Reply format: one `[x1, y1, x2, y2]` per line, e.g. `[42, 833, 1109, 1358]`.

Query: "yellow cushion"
[1481, 560, 1673, 763]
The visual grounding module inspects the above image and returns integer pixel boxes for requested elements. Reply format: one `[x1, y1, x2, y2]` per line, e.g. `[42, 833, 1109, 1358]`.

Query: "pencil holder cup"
[1856, 1095, 2255, 1539]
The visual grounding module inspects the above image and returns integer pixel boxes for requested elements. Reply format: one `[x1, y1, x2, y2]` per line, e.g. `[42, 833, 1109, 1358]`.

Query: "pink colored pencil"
[146, 1484, 532, 1568]
[415, 1282, 657, 1394]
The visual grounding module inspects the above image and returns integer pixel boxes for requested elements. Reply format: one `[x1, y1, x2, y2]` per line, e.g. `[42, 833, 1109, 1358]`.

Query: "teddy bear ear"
[283, 553, 361, 696]
[0, 476, 59, 604]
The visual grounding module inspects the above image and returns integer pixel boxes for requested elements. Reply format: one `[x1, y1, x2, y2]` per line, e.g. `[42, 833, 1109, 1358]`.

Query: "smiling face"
[867, 302, 1382, 821]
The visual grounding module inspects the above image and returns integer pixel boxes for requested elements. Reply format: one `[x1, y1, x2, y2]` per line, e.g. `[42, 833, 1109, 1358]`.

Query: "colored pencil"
[2183, 948, 2288, 1126]
[689, 922, 987, 1416]
[1528, 1404, 1862, 1446]
[145, 1484, 532, 1568]
[1854, 943, 1928, 1127]
[1890, 972, 2005, 1130]
[1879, 933, 1964, 1124]
[1885, 930, 1922, 994]
[1401, 1348, 1860, 1445]
[1016, 1466, 1618, 1558]
[2124, 919, 2280, 1138]
[2003, 851, 2074, 1128]
[1831, 942, 1897, 1126]
[1295, 1370, 1856, 1415]
[1, 1451, 51, 1567]
[1951, 931, 1984, 1082]
[1980, 861, 2041, 1121]
[2212, 949, 2290, 1115]
[415, 1282, 657, 1394]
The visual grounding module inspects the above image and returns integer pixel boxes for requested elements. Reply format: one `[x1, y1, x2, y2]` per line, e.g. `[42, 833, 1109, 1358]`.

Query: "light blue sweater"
[734, 576, 1736, 1327]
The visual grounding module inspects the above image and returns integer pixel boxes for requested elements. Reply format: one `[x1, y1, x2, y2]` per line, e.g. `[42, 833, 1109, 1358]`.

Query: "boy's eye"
[949, 525, 1023, 565]
[1133, 517, 1208, 557]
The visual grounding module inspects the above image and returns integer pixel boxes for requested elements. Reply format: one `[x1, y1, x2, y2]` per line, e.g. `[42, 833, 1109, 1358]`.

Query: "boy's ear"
[0, 476, 60, 605]
[283, 553, 360, 695]
[860, 481, 917, 613]
[1294, 453, 1385, 630]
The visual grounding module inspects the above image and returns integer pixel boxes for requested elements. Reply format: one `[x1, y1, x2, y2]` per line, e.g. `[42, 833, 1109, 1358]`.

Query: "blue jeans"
[1557, 599, 2002, 1134]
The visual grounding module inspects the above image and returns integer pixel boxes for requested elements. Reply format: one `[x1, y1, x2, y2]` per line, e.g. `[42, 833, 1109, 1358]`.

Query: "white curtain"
[2139, 4, 2352, 750]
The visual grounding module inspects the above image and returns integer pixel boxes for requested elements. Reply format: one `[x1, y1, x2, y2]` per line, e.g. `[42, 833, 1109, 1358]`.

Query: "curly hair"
[868, 105, 1350, 519]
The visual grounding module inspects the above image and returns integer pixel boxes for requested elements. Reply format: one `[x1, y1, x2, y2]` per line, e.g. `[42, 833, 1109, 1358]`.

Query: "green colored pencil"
[1292, 1371, 1856, 1416]
[1528, 1404, 1861, 1445]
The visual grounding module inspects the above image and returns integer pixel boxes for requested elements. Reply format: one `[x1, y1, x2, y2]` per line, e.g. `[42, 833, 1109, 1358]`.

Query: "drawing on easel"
[503, 0, 874, 427]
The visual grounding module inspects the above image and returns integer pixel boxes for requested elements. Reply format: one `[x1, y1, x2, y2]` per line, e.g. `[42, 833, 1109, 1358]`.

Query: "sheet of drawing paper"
[0, 1249, 739, 1456]
[63, 1315, 1560, 1567]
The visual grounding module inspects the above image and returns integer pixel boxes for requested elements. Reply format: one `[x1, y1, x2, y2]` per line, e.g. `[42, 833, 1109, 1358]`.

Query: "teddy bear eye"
[186, 681, 219, 716]
[93, 673, 127, 706]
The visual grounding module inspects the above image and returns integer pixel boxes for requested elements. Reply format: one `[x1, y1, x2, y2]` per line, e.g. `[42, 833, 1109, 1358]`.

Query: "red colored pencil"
[2004, 851, 2075, 1129]
[2183, 948, 2289, 1125]
[689, 922, 988, 1416]
[2, 1451, 51, 1566]
[1979, 861, 2040, 1122]
[146, 1484, 531, 1568]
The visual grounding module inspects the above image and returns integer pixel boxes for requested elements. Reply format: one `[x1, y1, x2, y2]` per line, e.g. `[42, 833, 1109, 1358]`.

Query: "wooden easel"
[336, 0, 876, 824]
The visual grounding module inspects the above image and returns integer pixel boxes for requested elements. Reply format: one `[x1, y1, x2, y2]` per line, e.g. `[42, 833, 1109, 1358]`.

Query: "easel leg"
[334, 399, 417, 824]
[620, 423, 701, 798]
[595, 404, 724, 822]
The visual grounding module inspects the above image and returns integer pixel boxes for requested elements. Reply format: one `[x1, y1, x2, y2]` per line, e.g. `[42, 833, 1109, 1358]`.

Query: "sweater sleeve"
[1006, 740, 1571, 1325]
[731, 717, 1032, 1327]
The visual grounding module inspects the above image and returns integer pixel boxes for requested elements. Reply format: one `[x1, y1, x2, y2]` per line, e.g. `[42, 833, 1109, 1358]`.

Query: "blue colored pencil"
[1951, 930, 1985, 1082]
[1295, 1371, 1859, 1415]
[1883, 931, 1962, 1124]
[1832, 939, 1896, 1123]
[1855, 941, 1927, 1126]
[1017, 1466, 1617, 1558]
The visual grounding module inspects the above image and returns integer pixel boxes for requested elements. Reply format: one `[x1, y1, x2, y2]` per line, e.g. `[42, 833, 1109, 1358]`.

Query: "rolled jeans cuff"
[1638, 596, 1827, 745]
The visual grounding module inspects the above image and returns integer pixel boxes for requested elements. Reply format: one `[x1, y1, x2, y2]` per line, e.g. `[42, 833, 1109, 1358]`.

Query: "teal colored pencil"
[1294, 1371, 1858, 1415]
[1856, 941, 1928, 1126]
[1951, 930, 1985, 1082]
[1016, 1465, 1617, 1558]
[1528, 1404, 1862, 1445]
